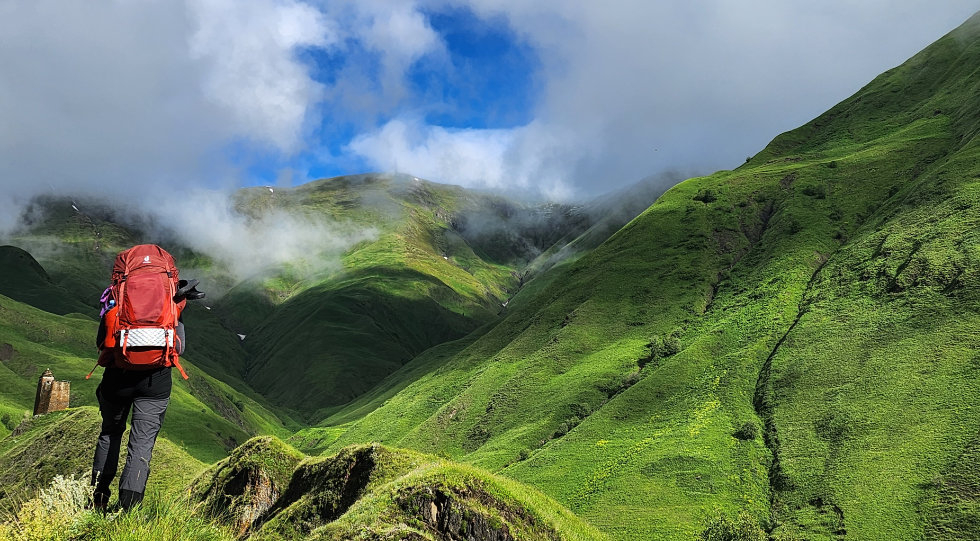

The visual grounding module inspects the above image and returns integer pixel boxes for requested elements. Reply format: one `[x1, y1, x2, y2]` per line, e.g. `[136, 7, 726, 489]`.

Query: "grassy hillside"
[0, 292, 295, 463]
[311, 12, 980, 540]
[0, 246, 93, 316]
[5, 197, 143, 308]
[3, 173, 596, 419]
[0, 171, 603, 431]
[0, 407, 204, 512]
[234, 174, 588, 418]
[190, 436, 606, 540]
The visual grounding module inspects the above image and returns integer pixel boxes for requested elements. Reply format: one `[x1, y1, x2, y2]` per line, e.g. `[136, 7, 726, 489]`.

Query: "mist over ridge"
[3, 10, 980, 540]
[1, 2, 976, 230]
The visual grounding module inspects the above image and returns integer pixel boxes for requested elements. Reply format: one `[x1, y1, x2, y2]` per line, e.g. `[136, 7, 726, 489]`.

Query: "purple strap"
[99, 287, 113, 317]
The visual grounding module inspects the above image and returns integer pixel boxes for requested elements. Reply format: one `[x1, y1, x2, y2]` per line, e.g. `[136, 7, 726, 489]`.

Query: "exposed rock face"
[227, 468, 277, 534]
[195, 439, 597, 540]
[257, 443, 394, 536]
[412, 487, 517, 541]
[189, 436, 303, 536]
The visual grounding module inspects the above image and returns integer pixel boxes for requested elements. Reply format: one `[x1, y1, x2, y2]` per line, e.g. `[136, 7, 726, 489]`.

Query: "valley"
[3, 11, 980, 541]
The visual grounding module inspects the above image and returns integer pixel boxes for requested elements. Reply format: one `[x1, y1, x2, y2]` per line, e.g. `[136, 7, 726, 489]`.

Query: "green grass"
[1, 475, 236, 541]
[72, 492, 236, 541]
[0, 293, 294, 462]
[309, 13, 980, 540]
[0, 407, 205, 513]
[3, 13, 980, 540]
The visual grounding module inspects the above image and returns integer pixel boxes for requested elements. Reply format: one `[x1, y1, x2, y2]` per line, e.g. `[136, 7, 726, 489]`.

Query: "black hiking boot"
[118, 489, 144, 511]
[88, 490, 110, 512]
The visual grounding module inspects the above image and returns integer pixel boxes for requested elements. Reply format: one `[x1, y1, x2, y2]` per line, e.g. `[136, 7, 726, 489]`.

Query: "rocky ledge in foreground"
[190, 436, 606, 540]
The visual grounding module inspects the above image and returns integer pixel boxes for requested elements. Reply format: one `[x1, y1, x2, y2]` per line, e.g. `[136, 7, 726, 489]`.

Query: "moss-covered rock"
[254, 443, 428, 537]
[309, 462, 607, 541]
[238, 441, 604, 541]
[189, 435, 304, 535]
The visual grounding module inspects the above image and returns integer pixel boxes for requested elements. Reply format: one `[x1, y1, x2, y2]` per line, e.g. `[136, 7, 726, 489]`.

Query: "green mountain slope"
[0, 407, 205, 512]
[0, 245, 93, 316]
[5, 197, 144, 307]
[0, 174, 595, 442]
[0, 292, 294, 462]
[313, 12, 980, 540]
[0, 175, 585, 421]
[233, 174, 585, 418]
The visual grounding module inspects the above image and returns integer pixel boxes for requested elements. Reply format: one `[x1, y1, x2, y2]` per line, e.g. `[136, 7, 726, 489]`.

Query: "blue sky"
[1, 0, 979, 219]
[259, 4, 541, 185]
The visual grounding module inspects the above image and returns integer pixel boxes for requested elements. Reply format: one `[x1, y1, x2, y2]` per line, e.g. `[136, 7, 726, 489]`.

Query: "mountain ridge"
[306, 11, 980, 539]
[3, 11, 980, 540]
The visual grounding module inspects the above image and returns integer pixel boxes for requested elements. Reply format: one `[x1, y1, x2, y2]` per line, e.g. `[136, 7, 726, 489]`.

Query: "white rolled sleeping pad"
[118, 328, 174, 348]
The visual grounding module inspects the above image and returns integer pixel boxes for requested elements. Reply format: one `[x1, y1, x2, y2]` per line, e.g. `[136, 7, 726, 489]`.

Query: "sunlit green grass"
[312, 15, 980, 540]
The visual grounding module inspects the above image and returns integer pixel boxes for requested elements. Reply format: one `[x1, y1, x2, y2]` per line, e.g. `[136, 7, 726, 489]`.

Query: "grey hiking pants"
[91, 365, 171, 500]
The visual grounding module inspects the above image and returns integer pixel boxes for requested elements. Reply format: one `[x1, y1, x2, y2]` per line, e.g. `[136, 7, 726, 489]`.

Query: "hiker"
[88, 244, 203, 510]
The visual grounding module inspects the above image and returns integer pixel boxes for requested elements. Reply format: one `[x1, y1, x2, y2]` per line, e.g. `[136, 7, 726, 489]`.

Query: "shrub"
[801, 185, 826, 199]
[699, 511, 767, 541]
[663, 336, 681, 357]
[785, 218, 802, 234]
[570, 402, 592, 418]
[0, 474, 89, 541]
[619, 371, 641, 392]
[694, 190, 718, 203]
[638, 339, 661, 368]
[733, 422, 759, 441]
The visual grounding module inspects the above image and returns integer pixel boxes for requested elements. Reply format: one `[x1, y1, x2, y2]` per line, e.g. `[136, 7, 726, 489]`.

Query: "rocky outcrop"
[189, 436, 303, 535]
[406, 486, 521, 541]
[193, 438, 604, 540]
[256, 443, 425, 537]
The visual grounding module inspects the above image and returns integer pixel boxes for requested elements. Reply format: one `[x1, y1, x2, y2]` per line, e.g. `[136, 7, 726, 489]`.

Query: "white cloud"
[0, 0, 335, 208]
[348, 118, 513, 187]
[348, 0, 979, 197]
[348, 117, 581, 199]
[187, 0, 338, 153]
[360, 4, 444, 72]
[1, 0, 977, 216]
[150, 189, 377, 283]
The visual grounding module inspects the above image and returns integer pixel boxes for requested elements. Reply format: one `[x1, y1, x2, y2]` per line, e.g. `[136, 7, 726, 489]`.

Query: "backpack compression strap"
[172, 356, 189, 380]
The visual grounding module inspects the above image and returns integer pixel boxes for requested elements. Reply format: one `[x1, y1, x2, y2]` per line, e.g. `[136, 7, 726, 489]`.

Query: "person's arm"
[96, 316, 107, 349]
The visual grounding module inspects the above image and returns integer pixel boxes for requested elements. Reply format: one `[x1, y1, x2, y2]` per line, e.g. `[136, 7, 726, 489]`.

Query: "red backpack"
[88, 244, 189, 379]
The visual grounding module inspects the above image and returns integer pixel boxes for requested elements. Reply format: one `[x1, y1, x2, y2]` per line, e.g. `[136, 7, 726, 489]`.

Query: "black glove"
[174, 279, 206, 302]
